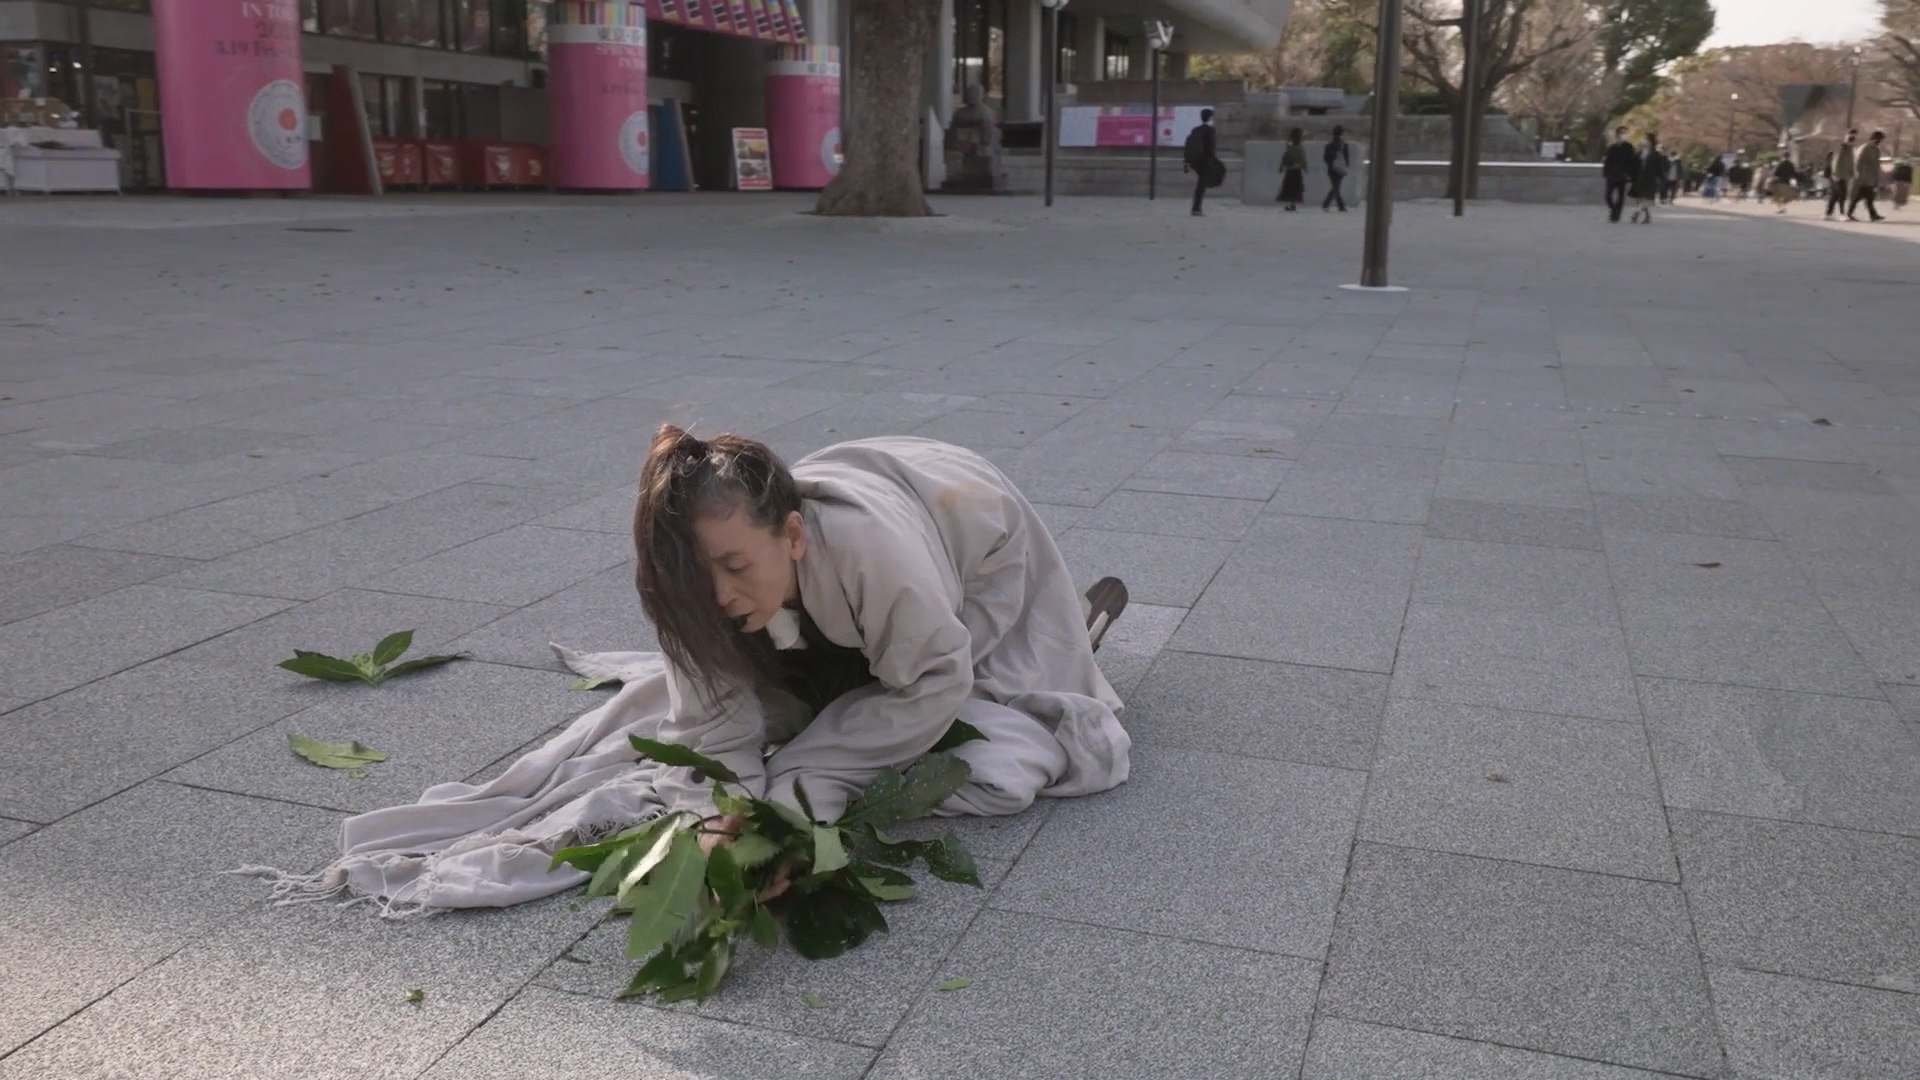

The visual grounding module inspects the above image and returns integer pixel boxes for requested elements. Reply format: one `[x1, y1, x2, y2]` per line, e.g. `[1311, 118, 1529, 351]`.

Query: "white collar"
[765, 607, 805, 651]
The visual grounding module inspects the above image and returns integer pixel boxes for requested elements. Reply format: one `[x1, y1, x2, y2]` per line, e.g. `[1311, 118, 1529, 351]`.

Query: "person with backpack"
[1276, 127, 1307, 211]
[1182, 108, 1222, 216]
[1322, 125, 1352, 211]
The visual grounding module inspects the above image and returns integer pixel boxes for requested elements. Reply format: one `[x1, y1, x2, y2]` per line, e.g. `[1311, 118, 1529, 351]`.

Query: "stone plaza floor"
[0, 189, 1916, 1079]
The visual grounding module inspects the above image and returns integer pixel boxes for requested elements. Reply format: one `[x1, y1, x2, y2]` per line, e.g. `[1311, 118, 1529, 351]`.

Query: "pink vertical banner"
[765, 56, 841, 189]
[547, 22, 650, 190]
[152, 0, 310, 190]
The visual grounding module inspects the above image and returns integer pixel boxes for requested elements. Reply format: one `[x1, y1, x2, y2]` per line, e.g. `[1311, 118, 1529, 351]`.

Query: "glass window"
[383, 0, 446, 46]
[324, 0, 381, 41]
[2, 44, 47, 101]
[1104, 33, 1131, 80]
[423, 80, 460, 138]
[1055, 12, 1076, 84]
[302, 0, 320, 32]
[454, 0, 492, 52]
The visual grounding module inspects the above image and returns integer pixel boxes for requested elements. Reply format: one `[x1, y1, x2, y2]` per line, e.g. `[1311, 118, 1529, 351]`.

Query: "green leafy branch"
[278, 630, 465, 687]
[550, 735, 984, 1003]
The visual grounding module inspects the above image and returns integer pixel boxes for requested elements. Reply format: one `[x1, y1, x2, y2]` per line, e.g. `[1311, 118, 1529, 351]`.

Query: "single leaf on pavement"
[570, 675, 621, 691]
[802, 991, 826, 1009]
[628, 736, 741, 784]
[925, 834, 982, 887]
[288, 733, 387, 772]
[404, 989, 425, 1004]
[371, 630, 414, 667]
[278, 652, 371, 684]
[937, 978, 971, 992]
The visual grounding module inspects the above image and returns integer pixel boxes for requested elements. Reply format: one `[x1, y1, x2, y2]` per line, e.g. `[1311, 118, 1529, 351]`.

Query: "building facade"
[0, 0, 1287, 192]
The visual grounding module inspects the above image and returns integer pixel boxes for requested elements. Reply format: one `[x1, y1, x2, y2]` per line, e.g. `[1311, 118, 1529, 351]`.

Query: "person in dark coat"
[1184, 108, 1221, 217]
[1603, 126, 1639, 223]
[1322, 125, 1352, 211]
[1277, 127, 1307, 210]
[1628, 136, 1666, 223]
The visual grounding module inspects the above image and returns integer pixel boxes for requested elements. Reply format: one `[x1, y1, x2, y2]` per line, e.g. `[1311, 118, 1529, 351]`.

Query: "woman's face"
[693, 506, 806, 635]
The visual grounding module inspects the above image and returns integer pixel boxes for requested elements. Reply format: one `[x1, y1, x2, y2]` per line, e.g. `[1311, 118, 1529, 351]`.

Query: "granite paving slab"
[1321, 844, 1723, 1078]
[1706, 966, 1920, 1080]
[0, 782, 335, 1055]
[869, 910, 1321, 1080]
[1301, 1018, 1692, 1080]
[1360, 699, 1677, 879]
[0, 584, 291, 713]
[992, 746, 1363, 959]
[1124, 649, 1385, 769]
[1173, 514, 1421, 672]
[1640, 678, 1920, 836]
[1669, 810, 1920, 993]
[421, 986, 876, 1080]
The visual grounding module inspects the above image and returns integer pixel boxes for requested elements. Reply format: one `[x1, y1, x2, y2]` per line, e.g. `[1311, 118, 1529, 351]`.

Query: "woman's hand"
[698, 814, 744, 854]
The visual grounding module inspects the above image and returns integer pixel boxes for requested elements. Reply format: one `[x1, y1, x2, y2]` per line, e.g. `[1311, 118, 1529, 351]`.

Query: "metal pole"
[1460, 0, 1481, 199]
[1845, 49, 1860, 130]
[1148, 46, 1160, 199]
[74, 0, 96, 130]
[1043, 4, 1056, 207]
[1448, 0, 1476, 215]
[1359, 0, 1403, 288]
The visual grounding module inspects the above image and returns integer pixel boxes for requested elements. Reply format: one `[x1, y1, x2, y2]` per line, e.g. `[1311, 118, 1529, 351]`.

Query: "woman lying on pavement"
[252, 426, 1133, 915]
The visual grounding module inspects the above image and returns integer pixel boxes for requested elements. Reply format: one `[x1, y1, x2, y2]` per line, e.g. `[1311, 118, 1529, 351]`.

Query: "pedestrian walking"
[1848, 130, 1887, 222]
[1769, 157, 1798, 212]
[1704, 154, 1727, 200]
[1276, 127, 1307, 211]
[1663, 155, 1682, 203]
[1629, 136, 1665, 223]
[1322, 125, 1351, 212]
[1183, 108, 1222, 217]
[1891, 157, 1912, 210]
[1826, 130, 1857, 219]
[1603, 126, 1638, 222]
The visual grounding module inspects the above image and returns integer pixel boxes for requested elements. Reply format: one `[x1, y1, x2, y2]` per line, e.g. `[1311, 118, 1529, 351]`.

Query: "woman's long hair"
[633, 424, 799, 698]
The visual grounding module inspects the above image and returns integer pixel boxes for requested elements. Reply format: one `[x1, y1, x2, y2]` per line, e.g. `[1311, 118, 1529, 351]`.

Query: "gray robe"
[248, 438, 1130, 914]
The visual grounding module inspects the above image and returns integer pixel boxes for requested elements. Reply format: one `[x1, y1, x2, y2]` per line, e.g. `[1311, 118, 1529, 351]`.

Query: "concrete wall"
[1240, 138, 1368, 206]
[1002, 147, 1242, 197]
[1240, 141, 1602, 205]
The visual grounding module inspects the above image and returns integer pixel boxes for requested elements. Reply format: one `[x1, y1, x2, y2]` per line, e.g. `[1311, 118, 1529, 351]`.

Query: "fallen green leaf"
[937, 978, 971, 992]
[404, 989, 425, 1004]
[930, 718, 988, 753]
[629, 736, 742, 784]
[570, 675, 622, 691]
[802, 991, 827, 1009]
[840, 753, 972, 829]
[278, 631, 465, 687]
[812, 825, 850, 875]
[624, 830, 707, 960]
[288, 733, 387, 773]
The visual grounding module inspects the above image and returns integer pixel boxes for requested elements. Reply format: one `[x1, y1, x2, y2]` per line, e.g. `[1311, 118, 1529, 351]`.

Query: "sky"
[1705, 0, 1883, 48]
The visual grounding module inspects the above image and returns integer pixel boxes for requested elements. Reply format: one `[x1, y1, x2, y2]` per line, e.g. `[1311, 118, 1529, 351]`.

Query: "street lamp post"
[1357, 0, 1404, 288]
[1040, 0, 1069, 207]
[1146, 20, 1173, 200]
[1846, 46, 1861, 131]
[1449, 0, 1479, 216]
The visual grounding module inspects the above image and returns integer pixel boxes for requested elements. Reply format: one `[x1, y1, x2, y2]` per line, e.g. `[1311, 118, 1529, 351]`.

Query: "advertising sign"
[548, 21, 650, 190]
[732, 127, 774, 190]
[153, 0, 310, 189]
[765, 56, 841, 189]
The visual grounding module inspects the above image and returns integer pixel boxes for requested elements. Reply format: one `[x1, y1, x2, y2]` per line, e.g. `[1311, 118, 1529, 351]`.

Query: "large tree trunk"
[816, 0, 942, 216]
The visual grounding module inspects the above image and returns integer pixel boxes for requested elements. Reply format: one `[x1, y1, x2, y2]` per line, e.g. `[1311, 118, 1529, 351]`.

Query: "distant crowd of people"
[1601, 125, 1912, 224]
